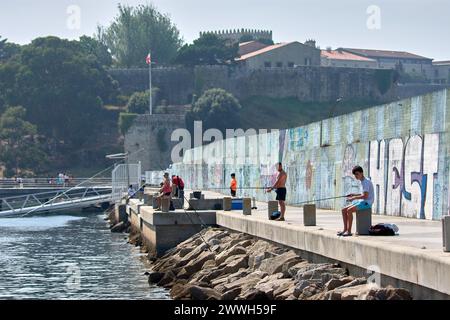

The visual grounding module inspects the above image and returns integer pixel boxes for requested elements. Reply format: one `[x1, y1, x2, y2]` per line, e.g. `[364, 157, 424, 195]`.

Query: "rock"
[238, 289, 270, 300]
[178, 247, 193, 257]
[215, 246, 247, 265]
[258, 250, 302, 275]
[275, 284, 296, 300]
[174, 243, 209, 269]
[189, 285, 222, 300]
[219, 254, 249, 275]
[211, 269, 251, 291]
[324, 276, 355, 291]
[334, 277, 367, 289]
[202, 259, 216, 270]
[293, 279, 322, 297]
[339, 284, 374, 300]
[221, 287, 242, 300]
[254, 276, 293, 299]
[157, 271, 176, 287]
[111, 222, 128, 233]
[365, 286, 412, 300]
[148, 271, 165, 284]
[171, 283, 193, 299]
[298, 283, 323, 299]
[183, 251, 215, 276]
[225, 270, 268, 294]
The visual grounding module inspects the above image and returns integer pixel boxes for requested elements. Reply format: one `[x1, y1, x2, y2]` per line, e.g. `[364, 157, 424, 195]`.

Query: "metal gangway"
[0, 177, 112, 189]
[0, 186, 112, 217]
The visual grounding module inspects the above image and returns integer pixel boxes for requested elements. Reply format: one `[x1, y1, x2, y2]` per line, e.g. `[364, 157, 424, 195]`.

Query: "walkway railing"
[0, 178, 111, 189]
[0, 187, 112, 217]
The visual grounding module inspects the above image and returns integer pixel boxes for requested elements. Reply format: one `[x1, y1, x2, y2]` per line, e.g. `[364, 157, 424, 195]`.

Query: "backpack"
[368, 223, 396, 236]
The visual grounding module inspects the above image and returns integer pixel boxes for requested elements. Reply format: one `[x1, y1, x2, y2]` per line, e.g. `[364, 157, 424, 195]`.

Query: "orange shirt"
[230, 178, 237, 191]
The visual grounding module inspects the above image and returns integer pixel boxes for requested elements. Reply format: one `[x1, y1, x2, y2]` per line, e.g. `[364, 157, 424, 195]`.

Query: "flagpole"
[148, 51, 152, 115]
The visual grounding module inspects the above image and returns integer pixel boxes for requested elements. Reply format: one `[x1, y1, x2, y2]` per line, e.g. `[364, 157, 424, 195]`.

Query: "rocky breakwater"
[146, 227, 412, 300]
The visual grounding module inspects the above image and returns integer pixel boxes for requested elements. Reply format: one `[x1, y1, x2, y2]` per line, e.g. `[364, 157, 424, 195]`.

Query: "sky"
[0, 0, 449, 61]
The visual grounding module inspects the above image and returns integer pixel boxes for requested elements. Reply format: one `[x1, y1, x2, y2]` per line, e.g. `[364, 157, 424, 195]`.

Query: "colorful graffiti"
[368, 134, 439, 219]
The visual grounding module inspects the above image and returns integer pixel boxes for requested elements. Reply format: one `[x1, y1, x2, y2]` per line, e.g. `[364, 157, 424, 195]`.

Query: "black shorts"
[231, 189, 236, 197]
[276, 188, 287, 201]
[164, 192, 171, 196]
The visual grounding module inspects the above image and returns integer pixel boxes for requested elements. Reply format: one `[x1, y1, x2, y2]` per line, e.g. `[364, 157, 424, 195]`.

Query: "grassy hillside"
[238, 96, 378, 130]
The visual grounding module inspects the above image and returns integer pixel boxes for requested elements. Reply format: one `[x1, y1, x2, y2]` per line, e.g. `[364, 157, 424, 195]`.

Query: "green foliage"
[0, 106, 48, 176]
[186, 88, 242, 134]
[79, 35, 113, 67]
[97, 3, 182, 67]
[126, 88, 160, 114]
[375, 69, 395, 94]
[0, 36, 119, 147]
[0, 36, 21, 63]
[119, 112, 138, 134]
[175, 33, 239, 66]
[157, 128, 168, 152]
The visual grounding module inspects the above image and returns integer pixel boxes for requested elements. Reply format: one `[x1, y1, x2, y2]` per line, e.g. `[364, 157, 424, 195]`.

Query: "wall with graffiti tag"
[170, 89, 450, 220]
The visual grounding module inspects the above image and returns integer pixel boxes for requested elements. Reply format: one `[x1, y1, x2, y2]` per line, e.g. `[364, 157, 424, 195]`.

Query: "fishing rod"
[291, 195, 352, 206]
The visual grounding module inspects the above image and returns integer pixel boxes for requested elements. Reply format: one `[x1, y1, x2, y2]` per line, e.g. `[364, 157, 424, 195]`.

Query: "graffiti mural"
[369, 134, 439, 219]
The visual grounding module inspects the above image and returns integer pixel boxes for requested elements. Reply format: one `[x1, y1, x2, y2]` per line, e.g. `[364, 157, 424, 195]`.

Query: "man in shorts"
[267, 162, 288, 221]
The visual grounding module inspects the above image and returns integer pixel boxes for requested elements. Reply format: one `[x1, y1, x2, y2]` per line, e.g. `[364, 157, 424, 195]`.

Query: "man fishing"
[338, 165, 374, 237]
[267, 162, 288, 221]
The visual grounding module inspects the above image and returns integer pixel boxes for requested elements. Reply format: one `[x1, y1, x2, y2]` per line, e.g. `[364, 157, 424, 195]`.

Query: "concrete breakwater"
[140, 227, 411, 300]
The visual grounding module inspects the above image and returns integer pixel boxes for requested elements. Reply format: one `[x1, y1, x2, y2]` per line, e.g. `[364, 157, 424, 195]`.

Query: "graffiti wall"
[170, 89, 450, 220]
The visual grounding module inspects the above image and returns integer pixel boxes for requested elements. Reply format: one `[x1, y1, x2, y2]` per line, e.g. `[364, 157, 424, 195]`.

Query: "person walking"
[230, 173, 237, 197]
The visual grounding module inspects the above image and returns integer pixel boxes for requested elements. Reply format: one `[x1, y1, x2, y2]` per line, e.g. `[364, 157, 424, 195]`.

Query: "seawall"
[171, 89, 450, 221]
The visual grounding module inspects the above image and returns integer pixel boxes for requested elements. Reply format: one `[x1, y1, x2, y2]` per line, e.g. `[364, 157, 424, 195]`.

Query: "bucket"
[231, 198, 243, 210]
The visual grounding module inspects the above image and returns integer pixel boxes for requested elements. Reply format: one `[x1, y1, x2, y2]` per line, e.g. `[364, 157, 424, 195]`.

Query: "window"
[264, 61, 271, 68]
[288, 62, 294, 68]
[276, 62, 283, 68]
[304, 58, 311, 66]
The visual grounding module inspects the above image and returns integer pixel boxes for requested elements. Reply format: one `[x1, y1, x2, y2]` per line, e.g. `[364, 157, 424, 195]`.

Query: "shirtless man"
[267, 162, 288, 221]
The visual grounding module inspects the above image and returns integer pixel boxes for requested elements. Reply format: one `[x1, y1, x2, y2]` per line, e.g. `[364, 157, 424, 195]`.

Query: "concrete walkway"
[195, 190, 450, 298]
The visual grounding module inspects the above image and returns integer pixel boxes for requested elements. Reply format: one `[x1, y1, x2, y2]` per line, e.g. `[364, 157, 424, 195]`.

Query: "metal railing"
[0, 178, 112, 189]
[111, 163, 141, 202]
[0, 186, 112, 216]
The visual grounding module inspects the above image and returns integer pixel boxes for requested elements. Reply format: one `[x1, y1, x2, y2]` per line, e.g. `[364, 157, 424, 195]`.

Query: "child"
[230, 173, 237, 197]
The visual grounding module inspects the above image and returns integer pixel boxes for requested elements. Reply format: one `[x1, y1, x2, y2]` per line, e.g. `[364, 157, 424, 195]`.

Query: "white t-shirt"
[361, 177, 374, 206]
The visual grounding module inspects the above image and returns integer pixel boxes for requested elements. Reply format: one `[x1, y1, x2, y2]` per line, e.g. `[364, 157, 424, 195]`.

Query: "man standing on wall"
[230, 173, 237, 197]
[338, 165, 374, 237]
[267, 162, 288, 221]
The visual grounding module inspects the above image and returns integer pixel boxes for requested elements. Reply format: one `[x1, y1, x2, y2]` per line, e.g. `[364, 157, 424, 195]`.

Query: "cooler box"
[231, 198, 243, 210]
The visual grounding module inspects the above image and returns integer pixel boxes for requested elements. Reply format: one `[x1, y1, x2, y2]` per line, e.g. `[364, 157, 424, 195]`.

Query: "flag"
[146, 53, 151, 65]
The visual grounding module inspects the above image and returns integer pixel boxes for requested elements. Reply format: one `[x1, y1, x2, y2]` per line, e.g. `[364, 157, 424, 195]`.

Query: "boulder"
[189, 285, 222, 300]
[110, 222, 127, 233]
[157, 270, 176, 287]
[224, 270, 268, 294]
[215, 246, 247, 265]
[365, 286, 412, 300]
[148, 271, 165, 284]
[324, 276, 355, 291]
[182, 251, 215, 277]
[171, 283, 193, 300]
[219, 254, 249, 275]
[221, 287, 242, 300]
[258, 251, 302, 275]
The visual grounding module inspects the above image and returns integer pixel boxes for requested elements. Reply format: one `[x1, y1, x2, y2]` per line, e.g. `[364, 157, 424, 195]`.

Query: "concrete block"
[303, 204, 316, 226]
[356, 208, 372, 235]
[161, 197, 171, 213]
[443, 216, 450, 252]
[115, 204, 128, 223]
[268, 201, 278, 219]
[223, 197, 232, 211]
[143, 194, 153, 205]
[243, 198, 251, 215]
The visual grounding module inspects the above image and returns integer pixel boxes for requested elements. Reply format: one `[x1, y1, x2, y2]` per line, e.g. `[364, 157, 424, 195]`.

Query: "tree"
[175, 33, 239, 66]
[186, 88, 242, 134]
[3, 36, 118, 147]
[126, 88, 160, 114]
[79, 35, 113, 67]
[0, 36, 21, 63]
[97, 3, 182, 67]
[0, 106, 48, 176]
